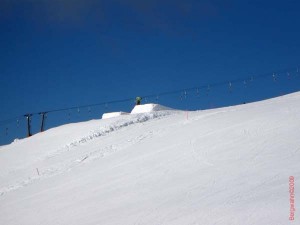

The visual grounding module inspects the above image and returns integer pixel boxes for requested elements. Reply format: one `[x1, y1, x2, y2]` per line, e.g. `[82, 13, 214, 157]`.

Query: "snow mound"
[102, 111, 129, 119]
[131, 103, 174, 114]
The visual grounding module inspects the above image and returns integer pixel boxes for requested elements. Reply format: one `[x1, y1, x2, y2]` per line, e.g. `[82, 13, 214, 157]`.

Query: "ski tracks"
[46, 111, 173, 159]
[0, 112, 173, 197]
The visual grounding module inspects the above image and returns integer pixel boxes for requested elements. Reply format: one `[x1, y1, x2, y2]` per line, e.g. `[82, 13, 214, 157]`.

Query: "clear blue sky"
[0, 0, 300, 144]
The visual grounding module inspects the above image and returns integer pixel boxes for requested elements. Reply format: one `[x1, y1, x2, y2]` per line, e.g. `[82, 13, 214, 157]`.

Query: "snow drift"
[131, 103, 174, 114]
[102, 111, 129, 119]
[0, 93, 300, 225]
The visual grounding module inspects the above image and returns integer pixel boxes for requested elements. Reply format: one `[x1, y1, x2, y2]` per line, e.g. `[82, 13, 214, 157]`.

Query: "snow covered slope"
[0, 93, 300, 225]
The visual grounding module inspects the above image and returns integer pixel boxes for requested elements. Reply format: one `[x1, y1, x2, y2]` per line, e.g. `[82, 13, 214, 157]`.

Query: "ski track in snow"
[47, 111, 174, 158]
[0, 111, 174, 196]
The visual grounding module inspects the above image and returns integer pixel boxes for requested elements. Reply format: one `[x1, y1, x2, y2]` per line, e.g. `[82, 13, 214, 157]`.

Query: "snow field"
[0, 93, 300, 225]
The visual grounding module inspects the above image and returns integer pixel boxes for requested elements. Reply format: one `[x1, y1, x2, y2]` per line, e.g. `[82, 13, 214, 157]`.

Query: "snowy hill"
[0, 93, 300, 225]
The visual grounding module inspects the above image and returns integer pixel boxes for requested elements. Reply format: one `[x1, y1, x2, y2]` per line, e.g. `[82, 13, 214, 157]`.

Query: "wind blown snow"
[0, 93, 300, 225]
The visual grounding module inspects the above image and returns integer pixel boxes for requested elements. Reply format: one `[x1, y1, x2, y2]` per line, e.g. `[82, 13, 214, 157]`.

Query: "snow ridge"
[63, 110, 175, 150]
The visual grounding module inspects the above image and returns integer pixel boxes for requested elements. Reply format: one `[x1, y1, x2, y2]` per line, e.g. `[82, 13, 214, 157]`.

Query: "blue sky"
[0, 0, 300, 144]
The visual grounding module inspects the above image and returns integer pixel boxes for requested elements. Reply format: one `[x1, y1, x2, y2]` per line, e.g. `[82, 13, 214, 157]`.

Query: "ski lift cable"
[0, 66, 298, 127]
[0, 116, 22, 127]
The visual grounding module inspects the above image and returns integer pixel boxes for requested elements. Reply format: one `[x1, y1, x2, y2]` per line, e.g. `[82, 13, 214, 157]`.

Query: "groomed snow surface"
[1, 93, 300, 225]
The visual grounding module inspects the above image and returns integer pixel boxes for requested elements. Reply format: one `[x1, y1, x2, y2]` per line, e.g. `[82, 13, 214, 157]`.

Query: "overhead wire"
[0, 66, 299, 129]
